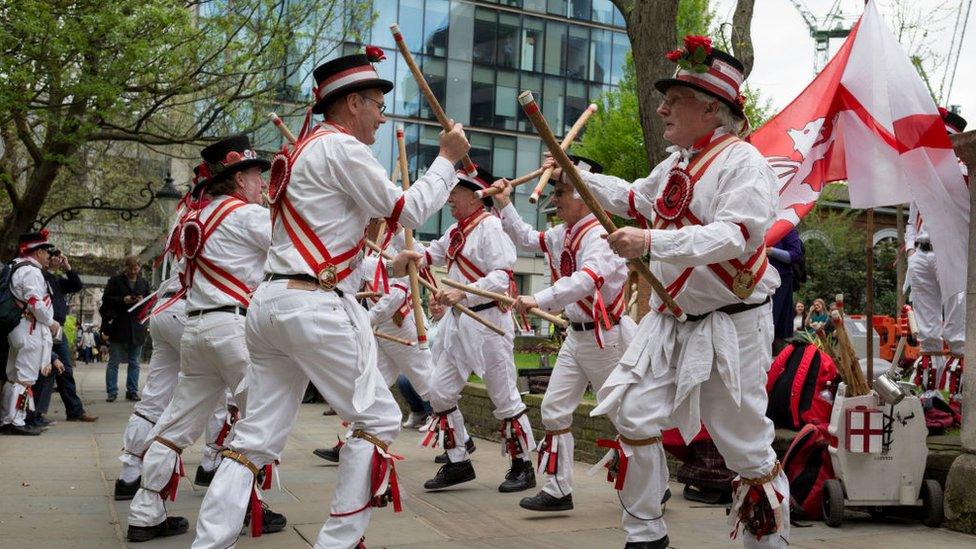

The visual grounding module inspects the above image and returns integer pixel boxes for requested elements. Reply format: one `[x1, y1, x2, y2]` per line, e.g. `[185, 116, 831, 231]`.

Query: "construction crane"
[788, 0, 858, 73]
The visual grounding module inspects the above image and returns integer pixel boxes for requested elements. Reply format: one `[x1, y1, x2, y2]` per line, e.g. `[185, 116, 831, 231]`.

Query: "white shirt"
[264, 122, 457, 294]
[185, 195, 272, 311]
[423, 212, 517, 308]
[11, 257, 53, 326]
[498, 204, 628, 323]
[582, 129, 780, 316]
[360, 254, 410, 327]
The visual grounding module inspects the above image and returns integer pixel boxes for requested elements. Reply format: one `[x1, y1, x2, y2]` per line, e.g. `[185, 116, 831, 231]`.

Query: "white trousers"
[375, 316, 432, 400]
[612, 304, 790, 547]
[201, 392, 237, 472]
[427, 308, 534, 463]
[3, 318, 50, 426]
[192, 281, 401, 549]
[120, 303, 186, 482]
[540, 327, 623, 497]
[908, 249, 966, 355]
[127, 311, 250, 528]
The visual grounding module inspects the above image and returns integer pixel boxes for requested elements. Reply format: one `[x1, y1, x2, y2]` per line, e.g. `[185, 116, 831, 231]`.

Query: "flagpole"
[865, 208, 875, 387]
[896, 204, 906, 311]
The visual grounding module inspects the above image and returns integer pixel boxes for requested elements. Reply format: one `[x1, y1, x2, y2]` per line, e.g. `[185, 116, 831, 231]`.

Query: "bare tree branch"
[730, 0, 756, 78]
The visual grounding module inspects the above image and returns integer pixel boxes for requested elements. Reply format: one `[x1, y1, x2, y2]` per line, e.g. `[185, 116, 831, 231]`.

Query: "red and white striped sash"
[184, 198, 253, 307]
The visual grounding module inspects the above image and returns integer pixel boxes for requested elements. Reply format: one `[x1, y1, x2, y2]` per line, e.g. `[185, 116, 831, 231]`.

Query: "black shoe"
[194, 465, 216, 487]
[114, 477, 141, 500]
[244, 503, 287, 534]
[106, 394, 117, 402]
[434, 437, 476, 463]
[33, 416, 56, 427]
[313, 442, 342, 463]
[424, 460, 477, 490]
[1, 424, 42, 436]
[126, 393, 141, 402]
[624, 536, 669, 549]
[662, 487, 672, 505]
[519, 490, 574, 512]
[498, 459, 536, 493]
[682, 484, 732, 505]
[127, 516, 189, 542]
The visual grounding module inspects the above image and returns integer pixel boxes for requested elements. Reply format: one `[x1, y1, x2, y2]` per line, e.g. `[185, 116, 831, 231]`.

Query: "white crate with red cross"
[844, 405, 884, 453]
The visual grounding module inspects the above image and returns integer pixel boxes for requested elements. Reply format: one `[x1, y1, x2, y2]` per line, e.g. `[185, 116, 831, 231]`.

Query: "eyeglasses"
[659, 93, 696, 109]
[358, 94, 387, 114]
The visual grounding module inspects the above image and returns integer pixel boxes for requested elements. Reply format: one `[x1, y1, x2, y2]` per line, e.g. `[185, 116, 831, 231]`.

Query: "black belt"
[917, 241, 933, 252]
[684, 296, 770, 323]
[187, 305, 247, 318]
[266, 273, 345, 297]
[469, 302, 498, 313]
[570, 319, 619, 332]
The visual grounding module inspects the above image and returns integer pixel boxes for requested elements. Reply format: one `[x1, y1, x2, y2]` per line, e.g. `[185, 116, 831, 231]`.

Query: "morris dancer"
[550, 37, 790, 548]
[491, 156, 629, 511]
[126, 135, 284, 542]
[419, 166, 537, 494]
[192, 51, 469, 549]
[2, 231, 58, 436]
[907, 109, 968, 399]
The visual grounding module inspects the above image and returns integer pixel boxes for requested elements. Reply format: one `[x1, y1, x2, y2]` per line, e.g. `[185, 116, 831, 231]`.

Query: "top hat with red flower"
[940, 107, 967, 135]
[18, 229, 56, 256]
[656, 35, 746, 119]
[192, 134, 270, 195]
[457, 165, 496, 208]
[311, 47, 393, 115]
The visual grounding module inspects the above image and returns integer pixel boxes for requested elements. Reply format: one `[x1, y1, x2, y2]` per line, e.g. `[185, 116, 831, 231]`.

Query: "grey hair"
[690, 89, 747, 136]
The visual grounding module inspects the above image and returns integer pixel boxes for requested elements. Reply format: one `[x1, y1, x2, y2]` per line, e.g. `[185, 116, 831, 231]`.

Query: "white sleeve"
[649, 159, 775, 267]
[13, 265, 53, 326]
[367, 280, 409, 327]
[498, 203, 545, 253]
[243, 205, 273, 252]
[534, 230, 616, 311]
[905, 202, 918, 250]
[422, 228, 451, 268]
[329, 135, 457, 229]
[470, 218, 517, 295]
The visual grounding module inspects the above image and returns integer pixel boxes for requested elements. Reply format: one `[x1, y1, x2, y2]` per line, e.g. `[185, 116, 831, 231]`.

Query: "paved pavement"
[3, 362, 976, 548]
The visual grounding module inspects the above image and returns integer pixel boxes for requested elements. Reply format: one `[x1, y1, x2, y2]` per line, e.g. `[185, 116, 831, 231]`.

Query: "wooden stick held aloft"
[390, 24, 477, 176]
[396, 124, 429, 350]
[374, 330, 415, 346]
[269, 112, 297, 145]
[528, 103, 598, 204]
[476, 167, 545, 199]
[518, 91, 686, 321]
[440, 278, 568, 328]
[364, 239, 506, 336]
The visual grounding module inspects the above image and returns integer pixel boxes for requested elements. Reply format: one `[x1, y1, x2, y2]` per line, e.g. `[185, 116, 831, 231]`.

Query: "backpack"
[766, 341, 839, 430]
[0, 260, 33, 339]
[782, 423, 835, 520]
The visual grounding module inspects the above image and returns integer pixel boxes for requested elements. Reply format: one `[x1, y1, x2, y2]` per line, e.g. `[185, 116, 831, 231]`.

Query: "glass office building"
[264, 0, 630, 289]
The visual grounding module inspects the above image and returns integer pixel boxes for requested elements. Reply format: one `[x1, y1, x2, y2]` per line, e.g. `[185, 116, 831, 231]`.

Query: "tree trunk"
[615, 0, 681, 168]
[730, 0, 756, 77]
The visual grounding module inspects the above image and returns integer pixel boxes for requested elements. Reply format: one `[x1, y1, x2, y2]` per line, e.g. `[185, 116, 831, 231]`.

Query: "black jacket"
[43, 269, 83, 324]
[101, 273, 150, 346]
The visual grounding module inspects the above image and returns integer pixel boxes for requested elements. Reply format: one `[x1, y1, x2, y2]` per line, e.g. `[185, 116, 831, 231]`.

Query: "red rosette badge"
[446, 229, 465, 261]
[653, 168, 693, 222]
[267, 149, 291, 204]
[365, 45, 386, 62]
[559, 249, 575, 278]
[180, 218, 204, 260]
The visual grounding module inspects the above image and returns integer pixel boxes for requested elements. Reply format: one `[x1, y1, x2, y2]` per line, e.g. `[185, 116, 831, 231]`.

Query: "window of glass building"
[447, 1, 474, 62]
[547, 0, 567, 17]
[543, 76, 565, 137]
[611, 32, 630, 85]
[493, 136, 517, 179]
[569, 0, 591, 20]
[523, 0, 546, 14]
[370, 0, 399, 50]
[518, 73, 543, 133]
[521, 18, 545, 72]
[399, 0, 425, 52]
[394, 51, 421, 118]
[591, 0, 613, 24]
[566, 26, 588, 79]
[471, 66, 495, 127]
[424, 0, 450, 57]
[473, 8, 497, 65]
[590, 28, 611, 84]
[421, 56, 447, 121]
[544, 21, 566, 76]
[497, 12, 521, 69]
[469, 132, 493, 172]
[566, 80, 588, 131]
[495, 70, 519, 131]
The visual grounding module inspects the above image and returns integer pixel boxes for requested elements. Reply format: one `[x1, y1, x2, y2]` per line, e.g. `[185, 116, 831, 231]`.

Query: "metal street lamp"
[32, 173, 182, 230]
[154, 172, 183, 216]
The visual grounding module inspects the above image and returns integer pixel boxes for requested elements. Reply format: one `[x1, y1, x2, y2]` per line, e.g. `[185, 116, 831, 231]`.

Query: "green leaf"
[692, 45, 707, 63]
[677, 59, 692, 71]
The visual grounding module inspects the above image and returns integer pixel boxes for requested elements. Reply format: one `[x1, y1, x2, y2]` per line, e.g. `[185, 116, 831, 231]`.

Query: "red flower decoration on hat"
[683, 35, 713, 56]
[938, 106, 950, 119]
[736, 92, 747, 108]
[665, 49, 684, 62]
[222, 150, 242, 165]
[196, 161, 212, 181]
[39, 228, 49, 239]
[365, 45, 386, 63]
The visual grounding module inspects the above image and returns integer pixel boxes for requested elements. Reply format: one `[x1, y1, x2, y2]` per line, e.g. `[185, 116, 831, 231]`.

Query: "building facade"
[260, 0, 631, 294]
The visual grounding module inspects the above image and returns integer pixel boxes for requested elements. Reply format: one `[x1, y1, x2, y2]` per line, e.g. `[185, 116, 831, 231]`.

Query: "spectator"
[793, 302, 806, 333]
[29, 250, 98, 425]
[101, 255, 150, 402]
[806, 298, 829, 332]
[80, 327, 96, 364]
[767, 228, 804, 348]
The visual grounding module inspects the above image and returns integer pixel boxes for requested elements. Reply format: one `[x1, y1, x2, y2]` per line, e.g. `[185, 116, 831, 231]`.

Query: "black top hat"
[456, 165, 495, 208]
[193, 134, 270, 195]
[941, 108, 968, 134]
[655, 36, 746, 118]
[565, 155, 603, 176]
[311, 52, 393, 115]
[18, 229, 55, 255]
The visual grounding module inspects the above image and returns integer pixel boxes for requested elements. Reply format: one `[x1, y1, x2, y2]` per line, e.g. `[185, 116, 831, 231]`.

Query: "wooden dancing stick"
[390, 23, 477, 176]
[440, 278, 568, 328]
[364, 239, 506, 336]
[518, 91, 686, 321]
[528, 103, 598, 204]
[355, 291, 384, 300]
[374, 330, 415, 346]
[396, 125, 430, 350]
[269, 112, 297, 145]
[476, 167, 545, 199]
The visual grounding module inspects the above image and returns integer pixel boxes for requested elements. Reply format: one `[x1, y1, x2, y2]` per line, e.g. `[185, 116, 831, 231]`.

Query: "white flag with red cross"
[751, 0, 969, 303]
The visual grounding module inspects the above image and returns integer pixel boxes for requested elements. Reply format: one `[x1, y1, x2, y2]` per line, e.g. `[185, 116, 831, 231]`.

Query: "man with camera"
[101, 255, 151, 402]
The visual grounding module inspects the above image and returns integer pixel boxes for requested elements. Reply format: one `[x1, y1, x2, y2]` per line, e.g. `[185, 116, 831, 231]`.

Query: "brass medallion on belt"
[731, 270, 755, 300]
[317, 264, 338, 291]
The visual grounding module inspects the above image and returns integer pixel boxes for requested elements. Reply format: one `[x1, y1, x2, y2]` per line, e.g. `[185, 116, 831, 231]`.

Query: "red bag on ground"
[782, 422, 835, 520]
[766, 342, 839, 429]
